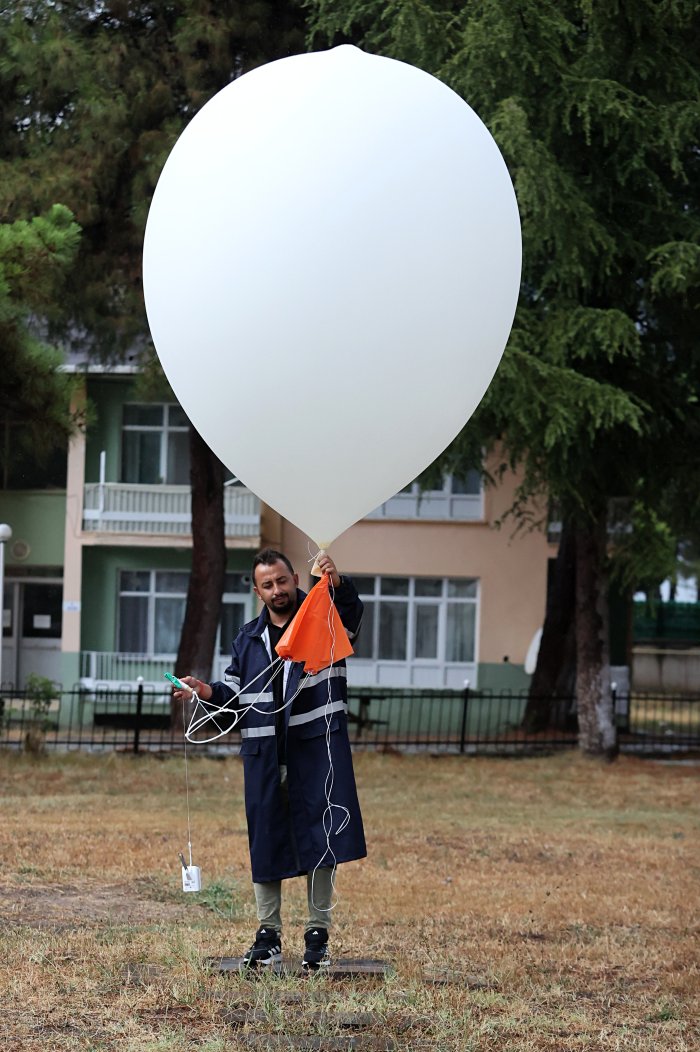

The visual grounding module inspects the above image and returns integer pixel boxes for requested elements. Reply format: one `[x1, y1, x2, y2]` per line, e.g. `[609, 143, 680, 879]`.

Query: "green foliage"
[310, 0, 700, 585]
[193, 877, 244, 920]
[24, 673, 55, 718]
[609, 502, 677, 593]
[649, 241, 700, 297]
[2, 0, 697, 600]
[0, 204, 80, 314]
[131, 350, 178, 404]
[0, 205, 83, 476]
[0, 1, 307, 356]
[23, 673, 56, 754]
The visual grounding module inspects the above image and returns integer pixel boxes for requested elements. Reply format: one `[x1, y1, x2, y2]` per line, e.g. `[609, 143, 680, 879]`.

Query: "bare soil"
[0, 880, 188, 928]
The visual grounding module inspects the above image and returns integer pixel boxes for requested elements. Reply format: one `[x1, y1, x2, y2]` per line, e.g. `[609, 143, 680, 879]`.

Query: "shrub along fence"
[1, 683, 698, 756]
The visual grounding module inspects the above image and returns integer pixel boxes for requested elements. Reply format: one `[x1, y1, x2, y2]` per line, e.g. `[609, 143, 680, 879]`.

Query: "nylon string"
[309, 573, 350, 917]
[183, 694, 194, 868]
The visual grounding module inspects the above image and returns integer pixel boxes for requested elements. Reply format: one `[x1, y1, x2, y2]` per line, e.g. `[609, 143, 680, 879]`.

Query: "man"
[176, 548, 366, 971]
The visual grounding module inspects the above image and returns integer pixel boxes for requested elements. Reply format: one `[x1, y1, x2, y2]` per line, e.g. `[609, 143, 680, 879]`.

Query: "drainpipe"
[0, 524, 12, 690]
[98, 450, 106, 528]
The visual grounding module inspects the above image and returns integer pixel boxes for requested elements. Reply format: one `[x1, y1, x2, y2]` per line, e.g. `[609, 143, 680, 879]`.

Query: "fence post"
[611, 679, 630, 734]
[134, 677, 144, 755]
[611, 681, 616, 731]
[460, 679, 470, 754]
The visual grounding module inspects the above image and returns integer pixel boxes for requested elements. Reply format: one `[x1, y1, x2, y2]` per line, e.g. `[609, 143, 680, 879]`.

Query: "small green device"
[165, 672, 186, 690]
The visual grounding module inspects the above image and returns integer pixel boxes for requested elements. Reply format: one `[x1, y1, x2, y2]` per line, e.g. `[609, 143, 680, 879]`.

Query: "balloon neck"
[310, 543, 330, 578]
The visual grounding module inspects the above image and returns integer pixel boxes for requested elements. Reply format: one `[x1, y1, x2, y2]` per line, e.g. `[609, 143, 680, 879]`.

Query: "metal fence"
[1, 684, 699, 756]
[633, 599, 700, 647]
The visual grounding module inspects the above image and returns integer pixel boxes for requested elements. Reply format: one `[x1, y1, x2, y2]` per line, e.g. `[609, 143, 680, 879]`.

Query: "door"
[1, 582, 17, 690]
[17, 582, 63, 688]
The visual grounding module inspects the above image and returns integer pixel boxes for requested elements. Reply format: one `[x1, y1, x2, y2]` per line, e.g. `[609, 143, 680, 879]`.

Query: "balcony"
[82, 483, 260, 538]
[78, 650, 475, 691]
[79, 650, 235, 689]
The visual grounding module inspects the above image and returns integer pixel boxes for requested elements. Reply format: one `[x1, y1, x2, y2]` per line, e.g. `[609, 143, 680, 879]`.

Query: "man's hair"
[252, 548, 295, 578]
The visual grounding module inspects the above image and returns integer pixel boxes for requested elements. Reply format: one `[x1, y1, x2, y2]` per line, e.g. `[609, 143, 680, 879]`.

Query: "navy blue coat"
[208, 578, 367, 883]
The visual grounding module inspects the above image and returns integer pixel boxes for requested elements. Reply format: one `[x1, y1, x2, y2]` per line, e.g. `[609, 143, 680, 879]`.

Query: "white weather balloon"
[143, 45, 521, 547]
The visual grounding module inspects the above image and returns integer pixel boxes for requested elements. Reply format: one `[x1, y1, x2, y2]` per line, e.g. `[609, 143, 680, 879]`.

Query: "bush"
[23, 673, 56, 754]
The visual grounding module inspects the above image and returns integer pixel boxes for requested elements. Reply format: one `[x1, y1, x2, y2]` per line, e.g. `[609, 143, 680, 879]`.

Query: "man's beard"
[269, 594, 295, 616]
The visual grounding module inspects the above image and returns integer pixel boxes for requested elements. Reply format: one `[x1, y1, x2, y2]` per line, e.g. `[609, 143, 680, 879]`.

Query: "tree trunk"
[172, 425, 227, 730]
[522, 518, 577, 731]
[575, 511, 618, 759]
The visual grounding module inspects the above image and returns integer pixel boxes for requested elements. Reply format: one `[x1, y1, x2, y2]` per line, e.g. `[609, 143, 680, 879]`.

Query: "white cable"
[185, 656, 280, 738]
[309, 574, 350, 917]
[185, 660, 279, 742]
[183, 694, 194, 867]
[184, 651, 312, 744]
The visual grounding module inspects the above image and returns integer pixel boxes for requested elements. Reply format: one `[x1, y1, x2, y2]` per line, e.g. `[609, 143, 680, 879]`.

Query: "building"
[1, 364, 555, 694]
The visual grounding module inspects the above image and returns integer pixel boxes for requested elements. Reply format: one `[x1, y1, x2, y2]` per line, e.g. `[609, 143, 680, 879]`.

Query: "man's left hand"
[316, 551, 341, 589]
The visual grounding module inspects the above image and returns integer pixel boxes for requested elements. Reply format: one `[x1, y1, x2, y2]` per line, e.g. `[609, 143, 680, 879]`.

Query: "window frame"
[117, 569, 190, 656]
[116, 569, 254, 657]
[365, 471, 484, 521]
[351, 574, 479, 669]
[120, 403, 190, 485]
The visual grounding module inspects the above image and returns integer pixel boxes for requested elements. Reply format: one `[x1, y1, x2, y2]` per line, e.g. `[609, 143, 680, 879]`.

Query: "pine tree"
[309, 0, 700, 755]
[0, 1, 307, 706]
[1, 0, 306, 353]
[0, 205, 82, 483]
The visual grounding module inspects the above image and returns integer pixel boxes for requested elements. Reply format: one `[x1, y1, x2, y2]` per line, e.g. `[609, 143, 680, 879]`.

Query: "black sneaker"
[241, 926, 282, 968]
[302, 927, 330, 971]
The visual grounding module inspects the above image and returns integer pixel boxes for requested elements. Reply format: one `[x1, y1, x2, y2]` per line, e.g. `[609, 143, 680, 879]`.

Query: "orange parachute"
[275, 573, 354, 674]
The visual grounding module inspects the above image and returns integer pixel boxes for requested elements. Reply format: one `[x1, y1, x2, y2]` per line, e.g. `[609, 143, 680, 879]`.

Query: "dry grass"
[0, 749, 698, 1051]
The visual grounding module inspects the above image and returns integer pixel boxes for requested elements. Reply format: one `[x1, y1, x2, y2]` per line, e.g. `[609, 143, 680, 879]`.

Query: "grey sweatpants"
[251, 764, 335, 933]
[253, 865, 334, 934]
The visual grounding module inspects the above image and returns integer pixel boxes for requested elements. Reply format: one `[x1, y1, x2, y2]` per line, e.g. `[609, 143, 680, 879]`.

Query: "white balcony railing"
[82, 483, 260, 537]
[78, 650, 474, 691]
[79, 650, 232, 687]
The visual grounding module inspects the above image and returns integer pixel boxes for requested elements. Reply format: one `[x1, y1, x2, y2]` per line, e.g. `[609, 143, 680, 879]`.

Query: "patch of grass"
[193, 877, 244, 921]
[647, 1000, 683, 1023]
[0, 751, 698, 1050]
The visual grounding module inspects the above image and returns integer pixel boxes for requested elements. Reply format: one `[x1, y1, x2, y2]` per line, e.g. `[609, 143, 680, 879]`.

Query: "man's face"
[253, 560, 299, 619]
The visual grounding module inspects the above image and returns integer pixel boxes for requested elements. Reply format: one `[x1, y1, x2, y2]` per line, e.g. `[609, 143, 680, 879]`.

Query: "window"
[21, 583, 63, 639]
[117, 569, 252, 656]
[449, 471, 481, 495]
[366, 471, 483, 521]
[118, 570, 189, 654]
[395, 472, 481, 501]
[351, 575, 478, 665]
[121, 404, 190, 484]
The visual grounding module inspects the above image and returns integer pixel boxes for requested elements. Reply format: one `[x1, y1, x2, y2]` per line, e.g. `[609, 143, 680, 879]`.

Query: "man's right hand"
[173, 676, 213, 702]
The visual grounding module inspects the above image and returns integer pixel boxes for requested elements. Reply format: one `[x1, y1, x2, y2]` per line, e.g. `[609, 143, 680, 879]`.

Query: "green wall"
[477, 661, 531, 692]
[0, 491, 66, 568]
[61, 651, 82, 691]
[85, 377, 134, 483]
